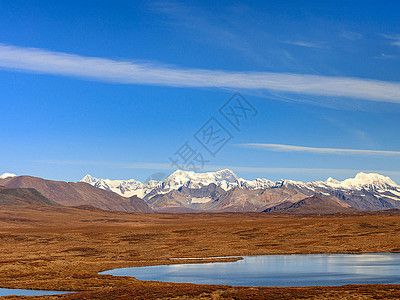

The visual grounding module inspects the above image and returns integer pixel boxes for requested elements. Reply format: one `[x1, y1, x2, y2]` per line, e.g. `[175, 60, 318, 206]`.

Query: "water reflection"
[100, 253, 400, 287]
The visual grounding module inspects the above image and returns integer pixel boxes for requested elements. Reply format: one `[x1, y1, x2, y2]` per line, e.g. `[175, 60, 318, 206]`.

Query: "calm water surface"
[0, 288, 71, 296]
[100, 253, 400, 287]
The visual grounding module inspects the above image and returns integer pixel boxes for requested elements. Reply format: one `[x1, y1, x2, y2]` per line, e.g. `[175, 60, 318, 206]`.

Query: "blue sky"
[1, 0, 400, 183]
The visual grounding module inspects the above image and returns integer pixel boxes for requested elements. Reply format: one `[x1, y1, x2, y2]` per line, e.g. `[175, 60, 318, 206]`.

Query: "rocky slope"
[263, 194, 354, 214]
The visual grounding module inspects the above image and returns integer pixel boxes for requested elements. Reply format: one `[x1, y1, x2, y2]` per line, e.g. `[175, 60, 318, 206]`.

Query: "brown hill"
[204, 186, 309, 212]
[147, 190, 190, 212]
[0, 187, 61, 206]
[263, 194, 355, 214]
[148, 185, 309, 212]
[0, 176, 151, 213]
[147, 183, 226, 212]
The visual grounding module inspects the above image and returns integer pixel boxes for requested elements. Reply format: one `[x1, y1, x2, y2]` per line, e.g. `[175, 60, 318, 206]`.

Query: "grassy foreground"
[0, 205, 399, 299]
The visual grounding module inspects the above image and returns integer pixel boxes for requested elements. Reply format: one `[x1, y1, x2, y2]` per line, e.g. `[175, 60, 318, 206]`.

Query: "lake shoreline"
[100, 253, 400, 287]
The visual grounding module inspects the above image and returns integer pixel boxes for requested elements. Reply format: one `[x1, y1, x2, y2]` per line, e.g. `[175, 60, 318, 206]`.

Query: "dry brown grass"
[0, 205, 399, 299]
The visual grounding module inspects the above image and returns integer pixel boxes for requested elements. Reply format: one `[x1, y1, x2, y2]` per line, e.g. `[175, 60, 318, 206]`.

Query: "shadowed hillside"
[0, 186, 61, 206]
[264, 194, 355, 214]
[0, 176, 151, 213]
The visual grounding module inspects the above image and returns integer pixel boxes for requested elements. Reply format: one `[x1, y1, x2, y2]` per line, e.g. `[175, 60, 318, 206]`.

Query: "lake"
[100, 253, 400, 287]
[0, 288, 71, 296]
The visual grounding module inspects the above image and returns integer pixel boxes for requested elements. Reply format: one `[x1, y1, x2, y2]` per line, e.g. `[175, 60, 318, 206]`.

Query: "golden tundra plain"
[0, 205, 400, 299]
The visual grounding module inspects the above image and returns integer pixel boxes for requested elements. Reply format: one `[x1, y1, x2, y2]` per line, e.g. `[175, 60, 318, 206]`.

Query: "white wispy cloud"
[375, 53, 400, 59]
[392, 41, 400, 47]
[215, 166, 400, 177]
[238, 143, 400, 156]
[35, 160, 175, 170]
[380, 33, 400, 48]
[150, 2, 264, 63]
[282, 40, 327, 49]
[2, 44, 400, 103]
[380, 34, 400, 40]
[36, 159, 400, 178]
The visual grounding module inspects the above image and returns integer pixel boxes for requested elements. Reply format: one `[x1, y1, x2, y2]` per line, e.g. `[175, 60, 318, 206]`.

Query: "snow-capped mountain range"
[80, 169, 400, 205]
[2, 170, 399, 212]
[81, 169, 277, 199]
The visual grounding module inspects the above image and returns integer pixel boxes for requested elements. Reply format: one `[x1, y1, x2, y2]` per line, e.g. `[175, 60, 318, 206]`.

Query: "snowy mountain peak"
[165, 169, 239, 185]
[80, 174, 145, 197]
[341, 172, 398, 189]
[0, 173, 17, 179]
[167, 169, 193, 179]
[81, 174, 97, 185]
[275, 179, 304, 187]
[214, 169, 239, 182]
[325, 177, 340, 185]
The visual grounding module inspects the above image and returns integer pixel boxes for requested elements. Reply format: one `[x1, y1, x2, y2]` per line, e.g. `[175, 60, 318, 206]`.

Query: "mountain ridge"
[78, 169, 400, 212]
[3, 170, 400, 213]
[80, 170, 399, 196]
[0, 175, 151, 213]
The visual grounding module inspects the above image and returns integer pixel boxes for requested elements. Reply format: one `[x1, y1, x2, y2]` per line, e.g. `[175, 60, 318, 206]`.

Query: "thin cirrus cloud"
[392, 41, 400, 47]
[282, 40, 327, 49]
[1, 44, 400, 103]
[238, 143, 400, 156]
[380, 33, 400, 48]
[35, 159, 400, 177]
